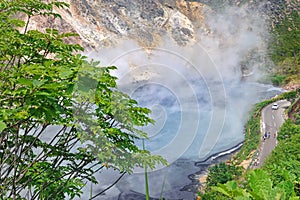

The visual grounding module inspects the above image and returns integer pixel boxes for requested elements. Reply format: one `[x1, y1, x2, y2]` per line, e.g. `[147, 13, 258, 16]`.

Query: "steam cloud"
[84, 4, 278, 199]
[88, 5, 270, 161]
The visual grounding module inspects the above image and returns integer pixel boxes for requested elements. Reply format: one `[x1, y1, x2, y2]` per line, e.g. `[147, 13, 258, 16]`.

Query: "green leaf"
[32, 79, 45, 87]
[0, 1, 167, 199]
[0, 121, 7, 131]
[18, 78, 32, 87]
[212, 184, 232, 197]
[44, 60, 54, 67]
[249, 169, 272, 198]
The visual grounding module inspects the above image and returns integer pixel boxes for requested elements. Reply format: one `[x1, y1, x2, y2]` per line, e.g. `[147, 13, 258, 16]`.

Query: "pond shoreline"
[181, 141, 244, 194]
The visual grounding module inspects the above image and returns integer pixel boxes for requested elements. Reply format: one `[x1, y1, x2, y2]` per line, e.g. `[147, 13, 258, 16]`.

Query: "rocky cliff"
[23, 0, 298, 82]
[27, 0, 211, 50]
[27, 0, 298, 51]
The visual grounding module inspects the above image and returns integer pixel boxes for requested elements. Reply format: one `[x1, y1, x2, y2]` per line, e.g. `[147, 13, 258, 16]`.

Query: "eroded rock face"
[30, 0, 210, 50]
[26, 0, 298, 51]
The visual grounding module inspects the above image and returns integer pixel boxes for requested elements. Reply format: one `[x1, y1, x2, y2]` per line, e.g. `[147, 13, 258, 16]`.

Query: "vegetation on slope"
[196, 1, 300, 199]
[0, 1, 166, 199]
[268, 5, 300, 86]
[229, 90, 297, 164]
[199, 105, 300, 199]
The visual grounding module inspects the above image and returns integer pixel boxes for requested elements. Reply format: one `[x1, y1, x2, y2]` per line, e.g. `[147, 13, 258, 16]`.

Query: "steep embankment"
[267, 0, 300, 87]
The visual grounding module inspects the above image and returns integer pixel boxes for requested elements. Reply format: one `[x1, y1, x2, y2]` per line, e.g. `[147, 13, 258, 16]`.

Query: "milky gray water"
[84, 45, 281, 199]
[81, 5, 281, 199]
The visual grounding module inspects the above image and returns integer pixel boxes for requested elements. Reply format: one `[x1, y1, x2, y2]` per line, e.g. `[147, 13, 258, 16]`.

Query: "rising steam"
[88, 5, 270, 161]
[84, 4, 277, 199]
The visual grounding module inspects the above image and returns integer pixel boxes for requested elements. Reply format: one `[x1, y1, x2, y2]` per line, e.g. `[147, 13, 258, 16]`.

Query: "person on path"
[263, 132, 267, 141]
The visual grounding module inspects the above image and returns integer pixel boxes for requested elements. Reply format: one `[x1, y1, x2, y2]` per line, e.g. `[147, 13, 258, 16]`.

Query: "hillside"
[24, 0, 299, 86]
[25, 0, 210, 49]
[6, 1, 299, 199]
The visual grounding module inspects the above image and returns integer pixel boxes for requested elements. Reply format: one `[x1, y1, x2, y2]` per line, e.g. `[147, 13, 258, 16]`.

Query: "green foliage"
[270, 58, 300, 86]
[281, 90, 298, 101]
[74, 63, 167, 173]
[210, 169, 298, 199]
[247, 169, 297, 199]
[270, 10, 300, 63]
[206, 162, 243, 188]
[276, 119, 300, 140]
[269, 8, 300, 85]
[0, 0, 166, 199]
[294, 113, 300, 125]
[248, 169, 273, 198]
[0, 120, 7, 132]
[22, 162, 85, 199]
[212, 181, 250, 199]
[287, 97, 300, 125]
[270, 74, 288, 86]
[263, 133, 300, 195]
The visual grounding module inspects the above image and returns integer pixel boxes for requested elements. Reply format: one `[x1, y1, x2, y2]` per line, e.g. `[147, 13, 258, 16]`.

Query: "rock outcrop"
[26, 0, 298, 51]
[27, 0, 210, 50]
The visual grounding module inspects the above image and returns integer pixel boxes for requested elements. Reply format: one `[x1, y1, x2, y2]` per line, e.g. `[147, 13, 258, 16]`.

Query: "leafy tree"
[212, 181, 250, 199]
[268, 6, 300, 86]
[276, 119, 300, 141]
[263, 133, 300, 195]
[211, 170, 298, 199]
[270, 9, 300, 63]
[0, 1, 166, 199]
[200, 162, 243, 199]
[205, 162, 243, 188]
